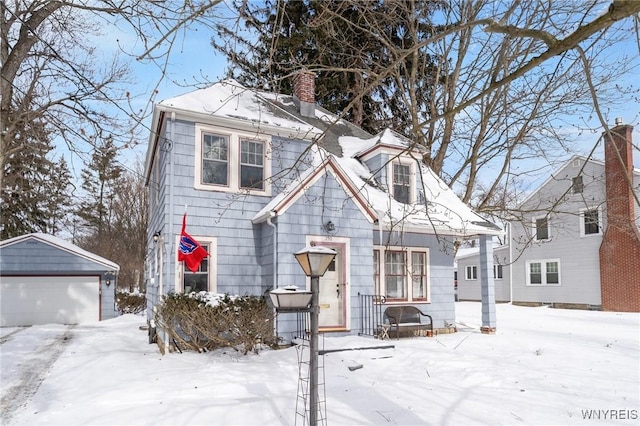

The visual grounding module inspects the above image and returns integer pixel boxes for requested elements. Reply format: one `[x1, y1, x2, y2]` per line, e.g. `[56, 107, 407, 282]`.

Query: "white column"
[479, 234, 496, 333]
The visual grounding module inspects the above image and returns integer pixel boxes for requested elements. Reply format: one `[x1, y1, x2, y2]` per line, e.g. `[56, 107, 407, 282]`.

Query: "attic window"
[392, 163, 411, 204]
[571, 175, 583, 194]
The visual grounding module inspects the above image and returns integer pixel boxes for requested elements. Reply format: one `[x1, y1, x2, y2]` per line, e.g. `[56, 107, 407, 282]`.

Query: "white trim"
[174, 235, 218, 293]
[579, 206, 602, 237]
[465, 265, 478, 281]
[373, 245, 431, 302]
[533, 215, 551, 242]
[388, 158, 417, 204]
[194, 124, 272, 196]
[525, 259, 561, 286]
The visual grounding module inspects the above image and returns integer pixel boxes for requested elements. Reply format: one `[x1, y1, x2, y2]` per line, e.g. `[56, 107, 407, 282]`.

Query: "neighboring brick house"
[143, 73, 503, 346]
[456, 122, 640, 311]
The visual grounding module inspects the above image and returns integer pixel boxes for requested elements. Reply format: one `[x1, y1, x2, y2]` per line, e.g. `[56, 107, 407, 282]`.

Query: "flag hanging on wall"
[178, 213, 209, 272]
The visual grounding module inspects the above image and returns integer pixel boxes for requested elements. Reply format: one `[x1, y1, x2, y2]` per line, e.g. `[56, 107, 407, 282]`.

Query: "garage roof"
[0, 233, 119, 272]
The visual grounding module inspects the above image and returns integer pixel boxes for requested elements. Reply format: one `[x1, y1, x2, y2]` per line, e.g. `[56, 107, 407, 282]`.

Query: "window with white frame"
[571, 175, 584, 194]
[373, 247, 429, 301]
[493, 264, 503, 279]
[180, 238, 217, 293]
[580, 208, 601, 236]
[534, 216, 550, 241]
[465, 265, 477, 280]
[526, 260, 560, 285]
[195, 125, 271, 195]
[392, 162, 411, 204]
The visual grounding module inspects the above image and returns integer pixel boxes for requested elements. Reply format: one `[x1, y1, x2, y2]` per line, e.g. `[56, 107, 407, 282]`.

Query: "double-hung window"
[493, 264, 503, 279]
[392, 163, 411, 204]
[240, 139, 264, 189]
[180, 238, 217, 293]
[202, 134, 229, 186]
[534, 217, 550, 241]
[571, 175, 584, 194]
[373, 247, 429, 301]
[195, 125, 271, 195]
[526, 260, 560, 285]
[465, 265, 477, 280]
[580, 208, 601, 236]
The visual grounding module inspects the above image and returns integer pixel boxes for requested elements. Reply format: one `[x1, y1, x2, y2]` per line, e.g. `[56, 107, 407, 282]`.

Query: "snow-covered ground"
[1, 302, 638, 425]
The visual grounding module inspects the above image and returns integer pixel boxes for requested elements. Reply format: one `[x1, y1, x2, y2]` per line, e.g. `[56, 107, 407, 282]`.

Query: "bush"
[154, 292, 276, 354]
[116, 290, 146, 315]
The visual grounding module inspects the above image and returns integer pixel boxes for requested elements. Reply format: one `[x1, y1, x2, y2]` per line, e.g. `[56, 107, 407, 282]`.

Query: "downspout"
[266, 211, 278, 338]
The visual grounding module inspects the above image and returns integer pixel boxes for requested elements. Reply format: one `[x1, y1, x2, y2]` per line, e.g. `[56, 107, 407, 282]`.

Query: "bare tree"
[0, 0, 225, 191]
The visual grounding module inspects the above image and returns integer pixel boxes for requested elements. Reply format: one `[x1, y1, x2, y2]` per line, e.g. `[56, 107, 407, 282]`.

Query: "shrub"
[116, 290, 146, 315]
[154, 292, 276, 354]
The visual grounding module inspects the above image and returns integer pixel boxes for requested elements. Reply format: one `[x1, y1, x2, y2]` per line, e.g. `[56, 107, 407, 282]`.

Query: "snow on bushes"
[154, 292, 277, 354]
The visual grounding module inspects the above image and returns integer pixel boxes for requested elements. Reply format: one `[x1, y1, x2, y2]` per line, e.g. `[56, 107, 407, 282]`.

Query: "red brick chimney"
[293, 70, 315, 118]
[599, 121, 640, 312]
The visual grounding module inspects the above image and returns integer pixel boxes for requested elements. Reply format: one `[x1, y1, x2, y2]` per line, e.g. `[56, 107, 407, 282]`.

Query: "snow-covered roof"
[150, 79, 502, 237]
[0, 233, 120, 271]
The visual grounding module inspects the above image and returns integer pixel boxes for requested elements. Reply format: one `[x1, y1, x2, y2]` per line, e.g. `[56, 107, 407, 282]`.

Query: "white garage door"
[0, 276, 100, 327]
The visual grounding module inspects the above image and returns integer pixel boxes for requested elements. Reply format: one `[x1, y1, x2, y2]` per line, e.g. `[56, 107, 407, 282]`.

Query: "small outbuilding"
[0, 233, 119, 327]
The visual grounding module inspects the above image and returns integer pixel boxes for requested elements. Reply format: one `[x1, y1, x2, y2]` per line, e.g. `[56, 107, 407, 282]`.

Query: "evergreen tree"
[212, 0, 442, 134]
[76, 137, 123, 240]
[0, 120, 72, 239]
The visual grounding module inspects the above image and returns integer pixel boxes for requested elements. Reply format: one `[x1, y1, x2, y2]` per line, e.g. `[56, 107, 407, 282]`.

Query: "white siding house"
[456, 123, 640, 311]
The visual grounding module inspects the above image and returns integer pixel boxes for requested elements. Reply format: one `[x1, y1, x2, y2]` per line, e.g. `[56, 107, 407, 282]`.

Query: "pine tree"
[212, 0, 442, 135]
[76, 137, 123, 239]
[0, 120, 72, 239]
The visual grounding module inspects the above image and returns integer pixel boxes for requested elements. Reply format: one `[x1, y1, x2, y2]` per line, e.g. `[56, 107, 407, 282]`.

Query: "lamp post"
[269, 246, 336, 425]
[294, 246, 336, 425]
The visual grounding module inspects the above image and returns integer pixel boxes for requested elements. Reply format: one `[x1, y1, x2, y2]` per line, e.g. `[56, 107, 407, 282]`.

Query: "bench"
[383, 306, 433, 339]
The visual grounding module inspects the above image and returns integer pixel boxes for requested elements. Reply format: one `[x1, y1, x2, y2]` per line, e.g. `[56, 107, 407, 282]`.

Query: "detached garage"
[0, 233, 119, 327]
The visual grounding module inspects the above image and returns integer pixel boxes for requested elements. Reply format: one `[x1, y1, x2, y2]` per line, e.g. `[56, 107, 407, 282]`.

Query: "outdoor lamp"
[269, 286, 312, 312]
[293, 245, 336, 425]
[294, 246, 336, 278]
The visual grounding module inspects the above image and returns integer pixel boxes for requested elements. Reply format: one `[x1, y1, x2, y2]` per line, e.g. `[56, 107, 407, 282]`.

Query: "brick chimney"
[599, 122, 640, 312]
[293, 70, 315, 118]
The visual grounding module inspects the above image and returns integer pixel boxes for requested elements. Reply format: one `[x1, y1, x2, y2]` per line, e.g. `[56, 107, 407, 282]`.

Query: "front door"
[317, 244, 347, 330]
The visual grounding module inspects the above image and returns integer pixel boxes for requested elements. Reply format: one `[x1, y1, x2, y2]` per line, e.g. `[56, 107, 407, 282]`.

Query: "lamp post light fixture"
[293, 246, 336, 425]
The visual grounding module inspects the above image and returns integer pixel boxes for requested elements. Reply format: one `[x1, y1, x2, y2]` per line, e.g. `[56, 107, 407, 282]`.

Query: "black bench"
[383, 306, 433, 339]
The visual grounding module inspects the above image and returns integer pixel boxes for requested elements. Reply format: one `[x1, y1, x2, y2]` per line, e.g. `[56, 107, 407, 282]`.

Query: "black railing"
[358, 293, 386, 337]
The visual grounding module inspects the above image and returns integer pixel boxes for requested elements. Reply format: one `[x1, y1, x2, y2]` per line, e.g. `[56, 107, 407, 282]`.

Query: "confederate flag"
[178, 214, 209, 273]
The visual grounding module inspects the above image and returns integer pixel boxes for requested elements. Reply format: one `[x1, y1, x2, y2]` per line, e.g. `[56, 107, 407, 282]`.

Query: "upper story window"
[580, 208, 601, 236]
[202, 134, 229, 185]
[392, 162, 412, 204]
[240, 139, 264, 190]
[571, 175, 584, 194]
[195, 125, 271, 196]
[534, 216, 550, 241]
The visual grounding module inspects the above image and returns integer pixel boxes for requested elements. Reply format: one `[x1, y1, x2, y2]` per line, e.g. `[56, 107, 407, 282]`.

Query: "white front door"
[317, 244, 347, 330]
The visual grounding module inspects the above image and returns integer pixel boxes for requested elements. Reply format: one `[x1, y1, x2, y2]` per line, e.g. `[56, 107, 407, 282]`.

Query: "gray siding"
[457, 246, 511, 302]
[0, 239, 118, 320]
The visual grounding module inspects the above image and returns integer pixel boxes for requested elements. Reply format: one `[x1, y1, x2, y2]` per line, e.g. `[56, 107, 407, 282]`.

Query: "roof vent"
[615, 117, 623, 126]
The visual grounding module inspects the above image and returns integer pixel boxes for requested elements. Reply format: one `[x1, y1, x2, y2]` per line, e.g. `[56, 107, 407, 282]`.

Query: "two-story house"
[143, 73, 504, 346]
[456, 123, 640, 312]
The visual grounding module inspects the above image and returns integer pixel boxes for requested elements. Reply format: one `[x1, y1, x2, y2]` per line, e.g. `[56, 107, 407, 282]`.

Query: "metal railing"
[358, 293, 386, 337]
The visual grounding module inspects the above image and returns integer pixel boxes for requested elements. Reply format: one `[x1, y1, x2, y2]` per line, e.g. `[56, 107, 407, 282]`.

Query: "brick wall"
[599, 124, 640, 312]
[293, 70, 315, 104]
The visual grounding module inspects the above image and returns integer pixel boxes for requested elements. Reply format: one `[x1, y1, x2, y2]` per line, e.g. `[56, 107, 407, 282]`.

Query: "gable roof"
[148, 79, 503, 237]
[519, 154, 640, 206]
[0, 233, 120, 271]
